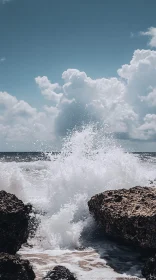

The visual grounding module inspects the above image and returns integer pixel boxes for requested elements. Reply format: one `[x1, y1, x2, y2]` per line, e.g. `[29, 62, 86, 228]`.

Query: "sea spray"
[0, 126, 155, 250]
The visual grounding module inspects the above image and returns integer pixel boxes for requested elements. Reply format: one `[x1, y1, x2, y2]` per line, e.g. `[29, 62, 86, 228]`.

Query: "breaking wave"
[0, 126, 155, 250]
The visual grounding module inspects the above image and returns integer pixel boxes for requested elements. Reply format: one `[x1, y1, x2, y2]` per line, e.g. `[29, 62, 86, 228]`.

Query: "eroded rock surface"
[0, 253, 35, 280]
[142, 255, 156, 280]
[43, 265, 77, 280]
[0, 190, 30, 254]
[88, 186, 156, 249]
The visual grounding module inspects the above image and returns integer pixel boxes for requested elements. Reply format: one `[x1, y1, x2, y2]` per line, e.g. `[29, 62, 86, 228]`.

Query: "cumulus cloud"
[0, 91, 17, 108]
[117, 49, 156, 140]
[54, 69, 134, 137]
[140, 27, 156, 48]
[140, 87, 156, 107]
[138, 114, 156, 140]
[1, 47, 156, 150]
[0, 91, 56, 151]
[37, 49, 156, 142]
[118, 49, 156, 113]
[35, 76, 62, 104]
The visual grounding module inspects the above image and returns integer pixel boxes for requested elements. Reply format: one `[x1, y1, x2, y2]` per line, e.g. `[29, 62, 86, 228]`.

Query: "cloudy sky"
[0, 0, 156, 152]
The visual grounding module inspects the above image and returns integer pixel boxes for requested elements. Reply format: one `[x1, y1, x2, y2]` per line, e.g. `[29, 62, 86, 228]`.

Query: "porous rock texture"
[142, 255, 156, 280]
[43, 265, 77, 280]
[0, 190, 30, 254]
[0, 253, 35, 280]
[88, 186, 156, 249]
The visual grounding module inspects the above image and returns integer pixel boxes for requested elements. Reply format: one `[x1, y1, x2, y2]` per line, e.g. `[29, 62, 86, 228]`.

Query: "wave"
[0, 125, 155, 250]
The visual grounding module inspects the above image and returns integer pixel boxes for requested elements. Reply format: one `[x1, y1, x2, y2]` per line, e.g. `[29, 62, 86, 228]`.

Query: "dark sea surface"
[0, 151, 156, 163]
[0, 152, 58, 162]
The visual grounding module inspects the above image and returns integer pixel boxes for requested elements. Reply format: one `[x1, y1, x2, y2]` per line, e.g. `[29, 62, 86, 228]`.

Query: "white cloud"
[35, 49, 156, 143]
[0, 91, 17, 108]
[47, 49, 156, 142]
[54, 69, 133, 137]
[35, 76, 62, 104]
[44, 105, 58, 116]
[140, 87, 156, 107]
[140, 27, 156, 48]
[138, 114, 156, 140]
[117, 49, 156, 140]
[1, 46, 156, 150]
[0, 91, 56, 151]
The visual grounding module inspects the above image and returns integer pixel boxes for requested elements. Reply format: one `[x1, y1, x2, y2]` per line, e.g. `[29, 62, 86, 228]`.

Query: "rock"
[0, 253, 35, 279]
[0, 190, 30, 254]
[142, 255, 156, 279]
[88, 186, 156, 249]
[43, 265, 77, 280]
[27, 204, 40, 238]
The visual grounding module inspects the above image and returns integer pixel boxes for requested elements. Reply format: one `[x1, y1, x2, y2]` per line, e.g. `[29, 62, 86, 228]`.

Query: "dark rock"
[26, 204, 40, 239]
[142, 255, 156, 279]
[0, 190, 30, 254]
[43, 265, 77, 280]
[0, 253, 35, 279]
[88, 186, 156, 249]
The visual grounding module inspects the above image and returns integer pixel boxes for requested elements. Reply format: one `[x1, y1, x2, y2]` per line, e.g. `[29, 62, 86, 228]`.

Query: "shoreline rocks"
[43, 265, 77, 280]
[0, 190, 36, 279]
[0, 190, 30, 254]
[88, 186, 156, 250]
[0, 253, 35, 280]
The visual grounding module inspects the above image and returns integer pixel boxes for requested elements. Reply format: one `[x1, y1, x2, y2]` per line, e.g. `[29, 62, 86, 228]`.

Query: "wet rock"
[43, 265, 77, 280]
[88, 186, 156, 249]
[26, 204, 41, 239]
[0, 190, 30, 254]
[142, 255, 156, 279]
[0, 253, 35, 280]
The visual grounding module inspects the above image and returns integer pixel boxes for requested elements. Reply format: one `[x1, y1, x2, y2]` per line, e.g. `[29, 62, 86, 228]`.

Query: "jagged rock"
[0, 253, 35, 279]
[142, 255, 156, 280]
[27, 204, 40, 238]
[88, 186, 156, 249]
[43, 265, 77, 280]
[0, 190, 30, 254]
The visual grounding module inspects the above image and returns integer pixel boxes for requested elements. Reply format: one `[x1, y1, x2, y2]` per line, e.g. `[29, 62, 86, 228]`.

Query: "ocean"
[0, 128, 156, 279]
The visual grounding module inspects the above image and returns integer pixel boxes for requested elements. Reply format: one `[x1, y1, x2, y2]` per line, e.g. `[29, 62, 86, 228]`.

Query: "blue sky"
[0, 0, 156, 151]
[0, 0, 155, 107]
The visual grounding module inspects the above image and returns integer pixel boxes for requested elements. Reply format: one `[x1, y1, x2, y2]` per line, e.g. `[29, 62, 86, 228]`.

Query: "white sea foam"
[0, 126, 155, 252]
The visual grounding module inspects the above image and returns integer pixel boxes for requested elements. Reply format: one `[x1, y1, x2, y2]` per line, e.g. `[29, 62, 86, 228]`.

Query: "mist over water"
[0, 126, 156, 251]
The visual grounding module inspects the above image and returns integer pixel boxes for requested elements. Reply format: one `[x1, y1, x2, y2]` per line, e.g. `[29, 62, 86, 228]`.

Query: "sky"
[0, 0, 156, 151]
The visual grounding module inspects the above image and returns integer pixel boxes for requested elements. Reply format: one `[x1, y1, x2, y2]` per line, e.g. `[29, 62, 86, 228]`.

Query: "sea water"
[0, 126, 155, 279]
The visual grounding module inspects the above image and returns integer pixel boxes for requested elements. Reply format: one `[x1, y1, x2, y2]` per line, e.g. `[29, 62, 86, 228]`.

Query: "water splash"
[0, 125, 155, 250]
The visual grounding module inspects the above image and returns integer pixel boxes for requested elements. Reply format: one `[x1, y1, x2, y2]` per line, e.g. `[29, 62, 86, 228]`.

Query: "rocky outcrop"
[142, 255, 156, 280]
[0, 253, 35, 280]
[43, 265, 77, 280]
[88, 186, 156, 249]
[0, 190, 30, 254]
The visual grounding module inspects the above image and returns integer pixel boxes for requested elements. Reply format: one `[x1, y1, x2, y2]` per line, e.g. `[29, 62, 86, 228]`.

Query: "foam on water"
[0, 126, 155, 252]
[20, 248, 140, 280]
